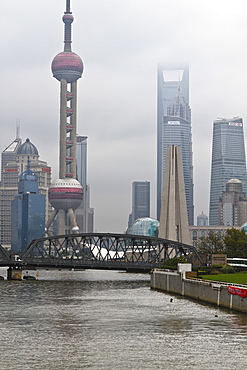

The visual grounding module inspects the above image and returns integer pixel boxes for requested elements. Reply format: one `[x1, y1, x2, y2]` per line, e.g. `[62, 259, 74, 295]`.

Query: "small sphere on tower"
[48, 178, 83, 211]
[51, 51, 83, 83]
[63, 14, 74, 23]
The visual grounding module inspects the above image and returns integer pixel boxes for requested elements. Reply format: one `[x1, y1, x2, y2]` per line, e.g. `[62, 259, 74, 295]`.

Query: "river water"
[0, 268, 247, 370]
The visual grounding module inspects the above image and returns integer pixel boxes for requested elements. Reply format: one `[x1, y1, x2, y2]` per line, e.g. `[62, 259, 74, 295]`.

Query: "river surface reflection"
[0, 268, 247, 369]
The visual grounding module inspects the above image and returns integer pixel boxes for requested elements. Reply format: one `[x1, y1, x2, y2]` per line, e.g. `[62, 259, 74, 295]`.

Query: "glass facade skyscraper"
[157, 65, 194, 225]
[11, 164, 46, 254]
[76, 135, 88, 232]
[76, 135, 94, 232]
[129, 181, 150, 227]
[209, 117, 247, 225]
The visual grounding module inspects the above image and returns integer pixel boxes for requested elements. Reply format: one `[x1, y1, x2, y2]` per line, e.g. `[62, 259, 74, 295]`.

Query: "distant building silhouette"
[209, 117, 247, 225]
[87, 207, 94, 233]
[157, 65, 194, 225]
[128, 181, 150, 227]
[11, 160, 46, 254]
[0, 137, 51, 250]
[197, 211, 208, 226]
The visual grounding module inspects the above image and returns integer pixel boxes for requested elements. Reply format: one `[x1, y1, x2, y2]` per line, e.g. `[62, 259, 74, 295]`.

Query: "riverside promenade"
[150, 265, 247, 314]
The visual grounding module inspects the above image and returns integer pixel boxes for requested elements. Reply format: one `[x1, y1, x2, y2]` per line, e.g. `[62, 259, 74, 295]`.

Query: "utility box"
[177, 263, 192, 273]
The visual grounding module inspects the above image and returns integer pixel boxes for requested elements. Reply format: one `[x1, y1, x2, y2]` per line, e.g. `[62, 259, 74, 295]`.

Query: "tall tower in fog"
[209, 117, 247, 225]
[46, 0, 83, 235]
[157, 65, 194, 225]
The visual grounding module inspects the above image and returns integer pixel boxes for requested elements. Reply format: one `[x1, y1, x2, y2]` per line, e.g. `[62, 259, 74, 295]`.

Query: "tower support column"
[159, 145, 191, 245]
[60, 79, 67, 179]
[70, 81, 77, 178]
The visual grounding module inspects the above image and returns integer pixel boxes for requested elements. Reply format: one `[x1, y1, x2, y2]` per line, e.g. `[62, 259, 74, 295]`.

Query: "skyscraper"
[157, 65, 194, 225]
[0, 138, 51, 249]
[11, 161, 46, 254]
[76, 135, 94, 232]
[209, 117, 247, 225]
[46, 0, 84, 235]
[129, 181, 150, 227]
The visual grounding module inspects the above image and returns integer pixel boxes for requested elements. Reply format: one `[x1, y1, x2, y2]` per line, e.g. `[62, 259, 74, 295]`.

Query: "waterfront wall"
[150, 269, 247, 313]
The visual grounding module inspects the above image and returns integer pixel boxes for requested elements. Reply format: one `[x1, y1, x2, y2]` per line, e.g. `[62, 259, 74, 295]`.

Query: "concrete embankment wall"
[150, 269, 247, 313]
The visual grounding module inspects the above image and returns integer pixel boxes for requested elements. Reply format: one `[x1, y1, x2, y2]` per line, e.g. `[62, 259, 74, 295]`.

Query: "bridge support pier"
[7, 267, 22, 280]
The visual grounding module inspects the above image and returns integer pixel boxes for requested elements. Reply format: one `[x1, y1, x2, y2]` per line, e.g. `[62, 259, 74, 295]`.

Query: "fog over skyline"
[1, 0, 247, 232]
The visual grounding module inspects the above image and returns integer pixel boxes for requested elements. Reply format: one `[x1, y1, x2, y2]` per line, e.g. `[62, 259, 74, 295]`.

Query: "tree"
[197, 231, 225, 254]
[224, 228, 247, 258]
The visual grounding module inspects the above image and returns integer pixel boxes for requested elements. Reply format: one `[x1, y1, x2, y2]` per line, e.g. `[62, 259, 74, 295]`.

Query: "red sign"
[4, 168, 18, 172]
[228, 286, 247, 298]
[42, 168, 51, 173]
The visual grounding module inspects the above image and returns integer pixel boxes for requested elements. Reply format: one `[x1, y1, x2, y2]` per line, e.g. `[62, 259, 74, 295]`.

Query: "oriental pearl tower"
[45, 0, 83, 235]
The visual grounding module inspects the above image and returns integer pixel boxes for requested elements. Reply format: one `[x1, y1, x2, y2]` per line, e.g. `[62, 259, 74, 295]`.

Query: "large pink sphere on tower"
[48, 179, 83, 211]
[51, 51, 83, 83]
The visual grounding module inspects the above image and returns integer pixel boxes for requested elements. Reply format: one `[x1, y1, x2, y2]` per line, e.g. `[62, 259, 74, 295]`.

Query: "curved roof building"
[17, 138, 39, 156]
[226, 178, 243, 193]
[126, 217, 159, 237]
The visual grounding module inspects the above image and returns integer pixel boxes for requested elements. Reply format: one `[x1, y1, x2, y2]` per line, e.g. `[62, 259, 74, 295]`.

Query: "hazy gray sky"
[1, 0, 247, 232]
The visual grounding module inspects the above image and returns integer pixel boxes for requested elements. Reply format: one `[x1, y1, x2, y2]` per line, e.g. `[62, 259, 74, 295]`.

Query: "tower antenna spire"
[66, 0, 71, 13]
[63, 0, 73, 51]
[16, 118, 20, 139]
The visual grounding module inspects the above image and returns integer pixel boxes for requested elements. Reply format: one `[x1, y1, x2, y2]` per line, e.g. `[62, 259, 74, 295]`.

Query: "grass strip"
[198, 273, 247, 285]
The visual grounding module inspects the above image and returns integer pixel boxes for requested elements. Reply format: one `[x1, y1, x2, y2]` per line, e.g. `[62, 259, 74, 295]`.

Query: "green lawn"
[198, 273, 247, 285]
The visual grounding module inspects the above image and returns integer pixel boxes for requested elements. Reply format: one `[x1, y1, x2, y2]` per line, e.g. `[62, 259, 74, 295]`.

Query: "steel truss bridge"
[0, 233, 204, 271]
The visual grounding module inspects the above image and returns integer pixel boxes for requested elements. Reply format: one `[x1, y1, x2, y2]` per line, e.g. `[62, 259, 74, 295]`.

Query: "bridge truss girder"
[0, 244, 11, 262]
[18, 233, 204, 270]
